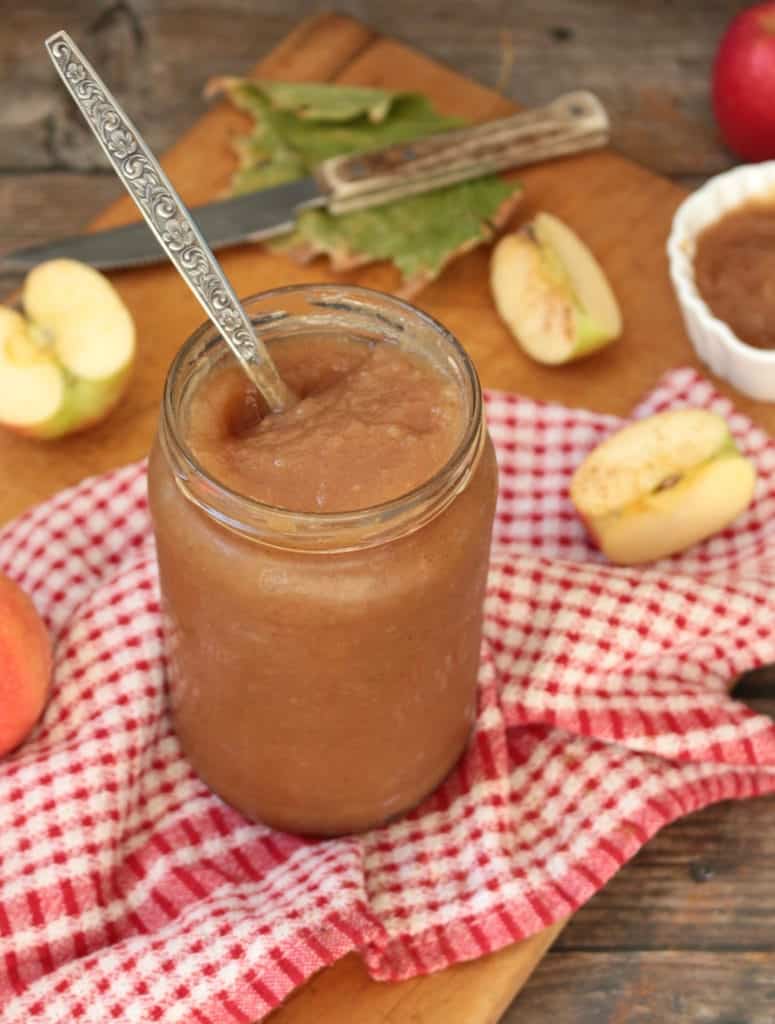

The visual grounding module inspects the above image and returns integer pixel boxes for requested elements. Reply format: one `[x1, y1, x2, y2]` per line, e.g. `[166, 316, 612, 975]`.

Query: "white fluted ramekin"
[667, 161, 775, 402]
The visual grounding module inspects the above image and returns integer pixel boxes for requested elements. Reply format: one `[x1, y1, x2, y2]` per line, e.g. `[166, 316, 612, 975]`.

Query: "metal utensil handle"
[46, 30, 291, 413]
[318, 91, 610, 214]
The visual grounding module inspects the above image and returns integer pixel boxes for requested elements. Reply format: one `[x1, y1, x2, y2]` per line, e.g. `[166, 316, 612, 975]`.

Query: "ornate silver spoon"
[45, 30, 293, 413]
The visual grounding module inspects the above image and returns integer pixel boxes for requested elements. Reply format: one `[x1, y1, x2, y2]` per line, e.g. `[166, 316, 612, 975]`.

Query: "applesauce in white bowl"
[667, 160, 775, 402]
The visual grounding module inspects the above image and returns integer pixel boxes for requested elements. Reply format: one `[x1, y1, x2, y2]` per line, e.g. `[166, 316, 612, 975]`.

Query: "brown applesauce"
[187, 336, 464, 512]
[694, 197, 775, 350]
[147, 286, 498, 836]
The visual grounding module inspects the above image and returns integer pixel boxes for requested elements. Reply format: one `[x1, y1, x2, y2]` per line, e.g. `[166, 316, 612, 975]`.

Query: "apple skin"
[0, 573, 52, 758]
[713, 1, 775, 162]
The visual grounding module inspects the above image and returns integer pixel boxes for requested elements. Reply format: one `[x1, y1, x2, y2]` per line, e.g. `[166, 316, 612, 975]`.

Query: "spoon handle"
[46, 30, 292, 413]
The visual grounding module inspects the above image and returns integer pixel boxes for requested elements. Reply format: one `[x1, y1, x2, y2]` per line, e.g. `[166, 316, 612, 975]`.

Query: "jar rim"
[160, 284, 484, 550]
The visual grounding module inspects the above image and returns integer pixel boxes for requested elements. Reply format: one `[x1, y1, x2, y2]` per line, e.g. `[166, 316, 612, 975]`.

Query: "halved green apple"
[570, 408, 757, 565]
[490, 212, 622, 365]
[0, 259, 135, 440]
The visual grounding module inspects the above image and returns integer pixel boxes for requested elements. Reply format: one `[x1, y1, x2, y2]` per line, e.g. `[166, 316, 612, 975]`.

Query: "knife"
[3, 90, 609, 272]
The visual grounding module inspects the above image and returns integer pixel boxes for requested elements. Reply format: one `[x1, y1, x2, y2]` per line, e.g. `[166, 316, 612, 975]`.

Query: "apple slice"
[490, 212, 622, 365]
[570, 408, 757, 565]
[0, 259, 135, 441]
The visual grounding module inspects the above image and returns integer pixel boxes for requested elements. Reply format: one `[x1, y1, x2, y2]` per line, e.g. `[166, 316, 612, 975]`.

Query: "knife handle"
[316, 90, 609, 214]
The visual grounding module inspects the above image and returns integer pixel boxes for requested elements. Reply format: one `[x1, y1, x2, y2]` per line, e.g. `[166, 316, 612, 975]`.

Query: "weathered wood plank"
[559, 801, 775, 952]
[0, 0, 746, 299]
[0, 173, 121, 294]
[0, 0, 746, 179]
[503, 950, 775, 1023]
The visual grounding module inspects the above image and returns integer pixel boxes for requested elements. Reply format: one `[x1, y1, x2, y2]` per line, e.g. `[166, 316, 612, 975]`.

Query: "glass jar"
[148, 285, 498, 836]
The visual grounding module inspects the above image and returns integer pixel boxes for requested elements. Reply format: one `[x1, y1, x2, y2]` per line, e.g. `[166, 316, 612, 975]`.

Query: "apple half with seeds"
[490, 211, 622, 365]
[0, 259, 135, 440]
[570, 408, 756, 565]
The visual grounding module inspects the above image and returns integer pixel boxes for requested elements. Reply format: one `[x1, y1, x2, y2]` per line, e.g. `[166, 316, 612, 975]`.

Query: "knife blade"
[3, 178, 325, 273]
[3, 90, 609, 273]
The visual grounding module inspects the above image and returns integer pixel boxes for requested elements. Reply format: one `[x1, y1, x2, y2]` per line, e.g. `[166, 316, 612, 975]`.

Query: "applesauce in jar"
[148, 285, 498, 836]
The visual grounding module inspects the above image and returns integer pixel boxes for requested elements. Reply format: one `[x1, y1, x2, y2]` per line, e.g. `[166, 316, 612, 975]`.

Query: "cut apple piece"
[0, 309, 65, 427]
[0, 259, 135, 441]
[570, 408, 757, 565]
[490, 212, 622, 365]
[24, 259, 135, 381]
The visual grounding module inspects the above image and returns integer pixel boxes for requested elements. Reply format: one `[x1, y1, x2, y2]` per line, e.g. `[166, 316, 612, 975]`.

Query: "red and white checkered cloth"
[1, 366, 774, 1024]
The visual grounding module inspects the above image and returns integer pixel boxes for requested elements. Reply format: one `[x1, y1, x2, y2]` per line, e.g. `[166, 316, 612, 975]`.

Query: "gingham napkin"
[2, 367, 774, 1024]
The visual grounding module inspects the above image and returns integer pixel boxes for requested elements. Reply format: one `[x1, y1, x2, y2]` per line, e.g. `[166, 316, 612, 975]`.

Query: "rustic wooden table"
[2, 2, 774, 1021]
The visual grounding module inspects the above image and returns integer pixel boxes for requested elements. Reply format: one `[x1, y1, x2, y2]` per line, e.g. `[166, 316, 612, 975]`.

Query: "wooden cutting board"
[2, 12, 774, 1024]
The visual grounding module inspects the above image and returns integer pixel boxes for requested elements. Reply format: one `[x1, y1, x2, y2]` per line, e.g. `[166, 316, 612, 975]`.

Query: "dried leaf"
[273, 184, 522, 297]
[210, 77, 522, 292]
[246, 80, 396, 122]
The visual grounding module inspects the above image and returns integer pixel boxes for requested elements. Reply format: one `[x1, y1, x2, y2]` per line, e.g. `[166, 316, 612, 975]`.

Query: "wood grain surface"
[0, 0, 751, 295]
[2, 5, 774, 1023]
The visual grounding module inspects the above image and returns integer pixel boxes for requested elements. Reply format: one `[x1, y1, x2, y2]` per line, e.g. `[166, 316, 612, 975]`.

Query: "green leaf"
[278, 179, 519, 284]
[210, 77, 522, 294]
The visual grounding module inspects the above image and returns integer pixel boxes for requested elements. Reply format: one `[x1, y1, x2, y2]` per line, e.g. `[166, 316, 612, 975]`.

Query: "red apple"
[712, 2, 775, 162]
[0, 573, 52, 757]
